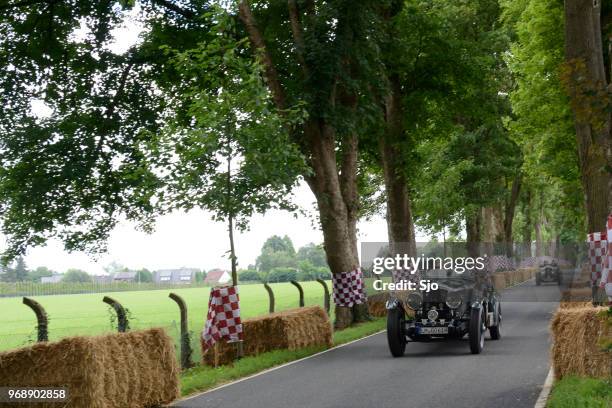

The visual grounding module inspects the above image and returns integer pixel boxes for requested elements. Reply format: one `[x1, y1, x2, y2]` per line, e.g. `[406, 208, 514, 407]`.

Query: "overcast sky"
[1, 7, 432, 275]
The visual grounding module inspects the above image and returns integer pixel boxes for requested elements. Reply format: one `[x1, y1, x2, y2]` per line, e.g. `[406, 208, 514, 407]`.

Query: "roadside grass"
[547, 376, 611, 408]
[179, 317, 386, 397]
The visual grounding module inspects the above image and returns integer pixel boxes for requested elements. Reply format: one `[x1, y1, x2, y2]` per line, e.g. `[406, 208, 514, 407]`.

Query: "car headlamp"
[407, 292, 423, 310]
[445, 292, 462, 309]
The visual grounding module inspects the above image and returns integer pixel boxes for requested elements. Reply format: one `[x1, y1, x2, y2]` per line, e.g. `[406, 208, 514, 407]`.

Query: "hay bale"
[551, 307, 611, 380]
[0, 328, 179, 408]
[492, 274, 506, 291]
[559, 301, 593, 309]
[568, 280, 590, 289]
[203, 306, 332, 367]
[368, 292, 390, 317]
[561, 288, 594, 302]
[503, 271, 517, 287]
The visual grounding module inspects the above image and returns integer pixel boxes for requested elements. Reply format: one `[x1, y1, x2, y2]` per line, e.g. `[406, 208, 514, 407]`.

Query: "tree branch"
[288, 0, 308, 75]
[0, 0, 47, 11]
[150, 0, 196, 19]
[238, 0, 287, 110]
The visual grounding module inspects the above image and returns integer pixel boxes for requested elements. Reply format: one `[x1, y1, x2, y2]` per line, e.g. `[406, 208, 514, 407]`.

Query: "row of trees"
[0, 0, 609, 327]
[239, 236, 330, 282]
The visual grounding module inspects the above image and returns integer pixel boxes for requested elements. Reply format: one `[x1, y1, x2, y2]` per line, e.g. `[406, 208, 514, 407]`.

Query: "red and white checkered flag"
[599, 214, 612, 301]
[587, 230, 607, 286]
[202, 286, 243, 351]
[392, 266, 417, 285]
[332, 268, 367, 307]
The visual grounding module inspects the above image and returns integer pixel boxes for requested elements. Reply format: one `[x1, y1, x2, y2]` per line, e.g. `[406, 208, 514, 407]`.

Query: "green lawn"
[547, 376, 611, 408]
[0, 278, 382, 361]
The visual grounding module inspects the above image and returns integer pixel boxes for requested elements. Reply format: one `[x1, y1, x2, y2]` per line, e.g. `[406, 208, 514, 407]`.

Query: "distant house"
[204, 269, 231, 285]
[153, 268, 198, 284]
[41, 274, 63, 284]
[93, 275, 113, 284]
[112, 271, 137, 282]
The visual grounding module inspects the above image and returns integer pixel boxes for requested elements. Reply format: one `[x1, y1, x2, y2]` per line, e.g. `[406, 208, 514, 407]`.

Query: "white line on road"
[176, 329, 386, 405]
[534, 367, 554, 408]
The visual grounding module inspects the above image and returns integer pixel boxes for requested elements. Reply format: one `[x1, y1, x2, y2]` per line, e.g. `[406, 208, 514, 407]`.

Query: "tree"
[267, 267, 297, 283]
[296, 243, 327, 268]
[502, 0, 586, 245]
[154, 21, 307, 284]
[134, 268, 153, 283]
[28, 266, 54, 282]
[0, 256, 29, 282]
[237, 0, 391, 327]
[256, 236, 297, 274]
[561, 0, 612, 228]
[62, 269, 92, 283]
[238, 269, 261, 282]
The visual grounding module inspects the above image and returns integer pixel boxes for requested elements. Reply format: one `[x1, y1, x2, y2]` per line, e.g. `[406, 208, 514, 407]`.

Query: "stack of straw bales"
[203, 306, 332, 367]
[559, 301, 593, 309]
[367, 292, 416, 318]
[551, 306, 611, 380]
[0, 328, 179, 408]
[368, 292, 390, 317]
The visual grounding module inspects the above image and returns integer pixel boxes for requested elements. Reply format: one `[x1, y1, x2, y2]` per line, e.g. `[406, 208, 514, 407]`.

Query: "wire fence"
[0, 280, 342, 365]
[0, 281, 214, 298]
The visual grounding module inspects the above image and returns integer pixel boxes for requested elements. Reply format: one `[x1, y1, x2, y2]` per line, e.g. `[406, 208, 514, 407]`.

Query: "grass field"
[0, 279, 382, 361]
[547, 376, 611, 408]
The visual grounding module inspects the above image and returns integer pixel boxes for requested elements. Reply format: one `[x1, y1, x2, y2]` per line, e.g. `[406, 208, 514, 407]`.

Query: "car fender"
[470, 300, 483, 310]
[386, 298, 401, 310]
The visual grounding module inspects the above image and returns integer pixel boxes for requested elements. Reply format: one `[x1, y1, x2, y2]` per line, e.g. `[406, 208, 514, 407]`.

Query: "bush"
[267, 267, 297, 283]
[135, 268, 153, 283]
[62, 269, 93, 283]
[239, 269, 261, 282]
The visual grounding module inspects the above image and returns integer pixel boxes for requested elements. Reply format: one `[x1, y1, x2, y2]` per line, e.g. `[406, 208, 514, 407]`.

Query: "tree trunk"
[466, 210, 481, 259]
[381, 76, 417, 258]
[522, 189, 532, 258]
[503, 175, 522, 257]
[535, 193, 544, 257]
[304, 122, 363, 329]
[564, 0, 611, 231]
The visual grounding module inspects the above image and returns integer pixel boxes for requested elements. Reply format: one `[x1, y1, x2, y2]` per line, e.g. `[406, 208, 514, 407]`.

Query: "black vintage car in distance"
[536, 259, 562, 285]
[386, 269, 502, 356]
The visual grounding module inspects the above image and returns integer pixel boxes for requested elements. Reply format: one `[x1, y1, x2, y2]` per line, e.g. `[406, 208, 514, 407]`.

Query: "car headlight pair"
[406, 292, 462, 310]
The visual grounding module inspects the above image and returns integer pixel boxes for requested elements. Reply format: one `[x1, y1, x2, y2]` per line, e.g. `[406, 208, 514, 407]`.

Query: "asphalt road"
[175, 280, 562, 408]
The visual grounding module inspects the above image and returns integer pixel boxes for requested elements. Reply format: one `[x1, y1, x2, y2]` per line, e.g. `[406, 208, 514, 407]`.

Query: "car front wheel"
[489, 304, 502, 340]
[387, 307, 406, 357]
[469, 306, 485, 354]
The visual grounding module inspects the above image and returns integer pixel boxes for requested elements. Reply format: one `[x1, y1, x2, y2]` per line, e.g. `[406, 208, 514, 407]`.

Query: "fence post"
[169, 293, 194, 369]
[103, 296, 129, 332]
[290, 280, 304, 307]
[263, 283, 275, 313]
[23, 297, 48, 342]
[316, 278, 331, 315]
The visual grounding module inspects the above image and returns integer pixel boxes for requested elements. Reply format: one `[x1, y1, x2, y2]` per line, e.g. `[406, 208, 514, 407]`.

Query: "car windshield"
[422, 268, 477, 282]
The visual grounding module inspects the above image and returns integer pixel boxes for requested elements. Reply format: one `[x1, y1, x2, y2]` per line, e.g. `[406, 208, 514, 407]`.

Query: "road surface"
[175, 280, 562, 408]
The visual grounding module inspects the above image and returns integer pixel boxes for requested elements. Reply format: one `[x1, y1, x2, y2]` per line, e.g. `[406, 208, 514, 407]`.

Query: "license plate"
[420, 326, 449, 335]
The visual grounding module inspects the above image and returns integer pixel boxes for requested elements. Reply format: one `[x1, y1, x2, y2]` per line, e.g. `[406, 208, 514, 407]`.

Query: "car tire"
[387, 307, 406, 357]
[535, 274, 541, 286]
[469, 306, 485, 354]
[489, 304, 502, 340]
[557, 273, 562, 285]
